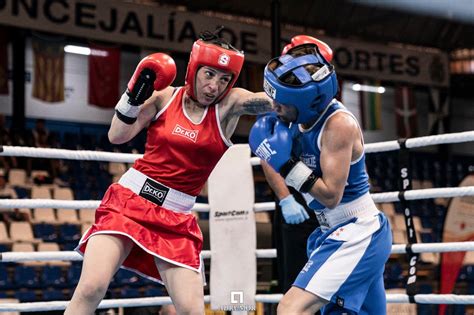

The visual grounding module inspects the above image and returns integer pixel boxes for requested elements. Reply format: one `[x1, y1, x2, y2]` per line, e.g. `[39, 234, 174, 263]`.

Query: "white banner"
[0, 0, 449, 86]
[208, 144, 256, 312]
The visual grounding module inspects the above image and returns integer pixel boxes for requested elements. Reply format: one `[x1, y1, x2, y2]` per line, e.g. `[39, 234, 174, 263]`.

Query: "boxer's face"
[195, 66, 232, 105]
[273, 101, 297, 123]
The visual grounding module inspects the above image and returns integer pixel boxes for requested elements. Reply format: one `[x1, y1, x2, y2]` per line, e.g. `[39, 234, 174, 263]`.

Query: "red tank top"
[133, 87, 231, 196]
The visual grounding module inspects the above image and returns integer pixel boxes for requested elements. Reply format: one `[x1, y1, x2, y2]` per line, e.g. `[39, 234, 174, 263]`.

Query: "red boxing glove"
[126, 53, 177, 106]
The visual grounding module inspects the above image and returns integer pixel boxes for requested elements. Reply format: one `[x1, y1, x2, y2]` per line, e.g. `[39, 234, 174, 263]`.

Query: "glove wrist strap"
[283, 160, 319, 193]
[280, 157, 299, 178]
[115, 92, 140, 124]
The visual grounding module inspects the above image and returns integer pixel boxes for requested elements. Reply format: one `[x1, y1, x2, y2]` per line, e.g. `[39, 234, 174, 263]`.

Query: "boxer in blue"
[249, 42, 392, 314]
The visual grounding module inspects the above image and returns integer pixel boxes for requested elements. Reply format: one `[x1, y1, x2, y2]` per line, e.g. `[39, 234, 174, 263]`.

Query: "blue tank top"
[289, 100, 370, 210]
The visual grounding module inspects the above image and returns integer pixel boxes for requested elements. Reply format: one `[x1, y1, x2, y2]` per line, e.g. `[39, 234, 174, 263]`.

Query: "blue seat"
[113, 269, 140, 287]
[13, 187, 29, 198]
[61, 242, 78, 251]
[144, 286, 165, 297]
[384, 262, 403, 282]
[14, 289, 37, 302]
[0, 244, 10, 252]
[58, 224, 81, 242]
[42, 288, 64, 301]
[0, 264, 12, 289]
[466, 265, 474, 282]
[120, 287, 140, 298]
[67, 263, 82, 286]
[14, 266, 39, 288]
[33, 223, 58, 241]
[420, 233, 433, 243]
[41, 266, 66, 287]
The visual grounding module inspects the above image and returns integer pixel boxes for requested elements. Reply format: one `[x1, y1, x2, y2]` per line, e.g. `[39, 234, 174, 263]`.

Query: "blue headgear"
[263, 50, 338, 124]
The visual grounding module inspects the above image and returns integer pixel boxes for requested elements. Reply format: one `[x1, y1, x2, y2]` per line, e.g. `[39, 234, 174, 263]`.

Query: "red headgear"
[282, 35, 333, 62]
[185, 39, 244, 104]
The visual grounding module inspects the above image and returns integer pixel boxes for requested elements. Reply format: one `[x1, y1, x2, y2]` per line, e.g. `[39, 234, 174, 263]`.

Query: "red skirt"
[76, 183, 203, 283]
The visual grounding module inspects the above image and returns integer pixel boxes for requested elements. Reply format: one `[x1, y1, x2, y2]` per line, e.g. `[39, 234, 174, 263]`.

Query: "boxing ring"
[1, 130, 474, 312]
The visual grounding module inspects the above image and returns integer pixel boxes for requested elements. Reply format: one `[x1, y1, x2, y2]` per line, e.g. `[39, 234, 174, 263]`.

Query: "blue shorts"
[293, 212, 392, 314]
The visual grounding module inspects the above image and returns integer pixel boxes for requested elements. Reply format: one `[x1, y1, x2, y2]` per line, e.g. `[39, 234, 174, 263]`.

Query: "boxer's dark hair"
[199, 26, 241, 53]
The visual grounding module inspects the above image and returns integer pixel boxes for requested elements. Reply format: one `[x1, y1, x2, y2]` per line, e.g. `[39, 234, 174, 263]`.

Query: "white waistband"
[315, 192, 379, 230]
[118, 168, 196, 213]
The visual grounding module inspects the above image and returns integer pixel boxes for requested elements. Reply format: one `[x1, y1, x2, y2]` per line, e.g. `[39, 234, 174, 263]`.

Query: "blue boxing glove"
[279, 195, 309, 224]
[249, 115, 293, 172]
[250, 115, 320, 193]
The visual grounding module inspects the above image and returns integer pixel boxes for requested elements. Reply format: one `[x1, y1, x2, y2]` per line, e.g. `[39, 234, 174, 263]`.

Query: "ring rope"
[363, 130, 474, 153]
[1, 130, 474, 165]
[0, 146, 141, 163]
[256, 294, 474, 304]
[0, 199, 210, 212]
[1, 132, 473, 310]
[1, 186, 472, 211]
[0, 293, 473, 312]
[2, 242, 474, 262]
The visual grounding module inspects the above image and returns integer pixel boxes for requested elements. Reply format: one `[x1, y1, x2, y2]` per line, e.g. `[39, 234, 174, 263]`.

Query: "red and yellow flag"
[32, 35, 65, 102]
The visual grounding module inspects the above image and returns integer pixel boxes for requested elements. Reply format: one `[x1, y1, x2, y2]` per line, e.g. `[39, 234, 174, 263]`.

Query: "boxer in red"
[66, 30, 272, 315]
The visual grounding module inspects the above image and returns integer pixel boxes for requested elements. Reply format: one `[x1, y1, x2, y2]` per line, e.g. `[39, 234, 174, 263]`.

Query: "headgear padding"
[185, 39, 244, 105]
[263, 48, 338, 124]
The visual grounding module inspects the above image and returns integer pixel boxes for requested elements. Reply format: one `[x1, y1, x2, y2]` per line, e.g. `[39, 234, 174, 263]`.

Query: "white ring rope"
[0, 293, 472, 311]
[256, 294, 474, 304]
[0, 296, 180, 312]
[1, 186, 472, 211]
[370, 186, 474, 203]
[3, 242, 474, 262]
[0, 146, 141, 163]
[0, 199, 210, 212]
[1, 130, 474, 164]
[1, 132, 473, 310]
[364, 130, 474, 153]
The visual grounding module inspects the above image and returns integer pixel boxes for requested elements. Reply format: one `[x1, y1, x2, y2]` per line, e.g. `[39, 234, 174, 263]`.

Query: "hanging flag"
[88, 44, 121, 108]
[32, 34, 65, 102]
[0, 27, 8, 95]
[359, 80, 382, 130]
[394, 86, 417, 138]
[428, 88, 450, 135]
[439, 174, 474, 315]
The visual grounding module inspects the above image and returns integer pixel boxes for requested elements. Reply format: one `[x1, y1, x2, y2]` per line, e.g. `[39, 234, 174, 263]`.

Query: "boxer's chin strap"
[280, 158, 319, 193]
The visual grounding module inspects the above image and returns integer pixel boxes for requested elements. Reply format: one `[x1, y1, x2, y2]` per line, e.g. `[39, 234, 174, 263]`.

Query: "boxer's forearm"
[261, 160, 290, 201]
[109, 98, 157, 144]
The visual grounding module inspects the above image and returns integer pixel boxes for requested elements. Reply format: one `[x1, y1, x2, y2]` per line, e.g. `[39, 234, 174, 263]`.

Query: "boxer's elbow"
[323, 195, 342, 209]
[108, 130, 129, 145]
[108, 117, 133, 144]
[108, 133, 127, 144]
[318, 188, 343, 209]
